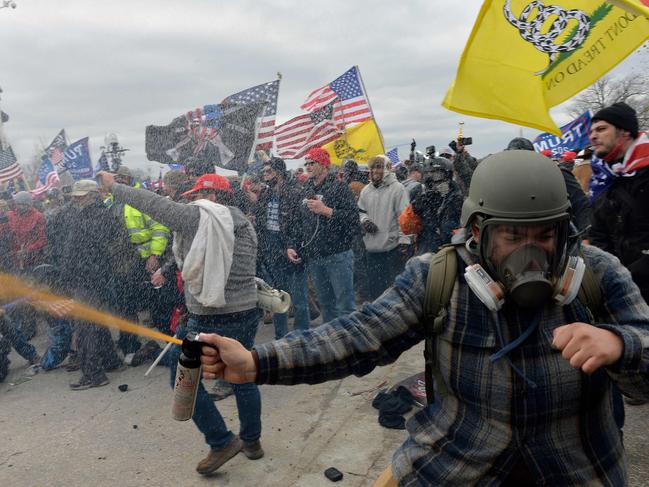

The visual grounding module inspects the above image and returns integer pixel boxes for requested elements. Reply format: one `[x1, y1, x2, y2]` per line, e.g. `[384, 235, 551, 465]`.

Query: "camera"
[425, 145, 436, 158]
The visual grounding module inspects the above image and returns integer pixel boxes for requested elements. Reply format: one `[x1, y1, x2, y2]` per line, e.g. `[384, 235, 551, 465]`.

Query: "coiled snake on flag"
[503, 0, 590, 74]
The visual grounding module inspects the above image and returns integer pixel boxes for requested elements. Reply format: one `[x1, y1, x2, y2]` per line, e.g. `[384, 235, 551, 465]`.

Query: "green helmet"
[460, 150, 570, 227]
[461, 151, 573, 309]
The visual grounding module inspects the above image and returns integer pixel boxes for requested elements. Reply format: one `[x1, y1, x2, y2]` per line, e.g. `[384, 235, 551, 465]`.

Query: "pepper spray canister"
[171, 332, 204, 421]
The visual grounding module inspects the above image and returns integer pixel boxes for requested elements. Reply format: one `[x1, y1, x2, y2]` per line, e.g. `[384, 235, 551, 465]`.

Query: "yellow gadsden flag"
[443, 1, 649, 135]
[322, 119, 385, 165]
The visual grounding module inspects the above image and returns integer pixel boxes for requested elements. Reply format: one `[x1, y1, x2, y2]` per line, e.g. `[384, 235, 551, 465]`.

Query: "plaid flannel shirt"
[255, 244, 649, 486]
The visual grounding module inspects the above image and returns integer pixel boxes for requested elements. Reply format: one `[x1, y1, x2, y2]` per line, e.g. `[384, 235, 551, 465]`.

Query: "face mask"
[495, 244, 554, 308]
[432, 181, 450, 195]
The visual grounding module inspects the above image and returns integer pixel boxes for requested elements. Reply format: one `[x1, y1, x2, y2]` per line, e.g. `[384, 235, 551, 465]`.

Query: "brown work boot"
[196, 436, 243, 475]
[242, 440, 264, 460]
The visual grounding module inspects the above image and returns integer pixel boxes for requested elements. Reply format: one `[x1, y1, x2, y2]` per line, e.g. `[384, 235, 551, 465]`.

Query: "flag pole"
[355, 65, 385, 152]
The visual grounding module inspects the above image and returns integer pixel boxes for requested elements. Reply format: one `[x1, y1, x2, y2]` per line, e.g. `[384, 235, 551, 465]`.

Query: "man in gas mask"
[399, 157, 463, 255]
[197, 151, 649, 485]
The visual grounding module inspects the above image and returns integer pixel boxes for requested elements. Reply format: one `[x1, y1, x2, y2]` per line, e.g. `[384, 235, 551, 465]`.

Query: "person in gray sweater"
[97, 171, 262, 476]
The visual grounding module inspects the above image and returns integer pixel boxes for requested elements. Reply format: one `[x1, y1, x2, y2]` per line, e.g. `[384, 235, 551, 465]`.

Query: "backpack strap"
[577, 252, 602, 322]
[423, 245, 457, 405]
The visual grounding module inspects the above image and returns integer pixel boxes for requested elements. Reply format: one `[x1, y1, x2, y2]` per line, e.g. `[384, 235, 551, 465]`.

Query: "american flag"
[222, 79, 280, 151]
[301, 66, 373, 127]
[275, 102, 343, 159]
[0, 143, 22, 183]
[386, 147, 400, 167]
[45, 129, 67, 166]
[31, 157, 60, 196]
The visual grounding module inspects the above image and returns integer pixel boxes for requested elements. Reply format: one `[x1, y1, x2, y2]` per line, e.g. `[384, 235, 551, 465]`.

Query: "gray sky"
[0, 0, 646, 177]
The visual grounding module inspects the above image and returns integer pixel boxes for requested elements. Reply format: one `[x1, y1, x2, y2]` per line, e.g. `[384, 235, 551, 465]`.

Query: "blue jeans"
[41, 319, 72, 371]
[169, 309, 262, 449]
[266, 264, 310, 338]
[308, 249, 356, 323]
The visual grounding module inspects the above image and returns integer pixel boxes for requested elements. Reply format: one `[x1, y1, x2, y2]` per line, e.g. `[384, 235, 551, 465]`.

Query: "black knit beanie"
[592, 102, 639, 138]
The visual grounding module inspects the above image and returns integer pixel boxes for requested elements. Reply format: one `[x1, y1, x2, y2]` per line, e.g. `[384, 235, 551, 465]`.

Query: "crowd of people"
[0, 101, 648, 485]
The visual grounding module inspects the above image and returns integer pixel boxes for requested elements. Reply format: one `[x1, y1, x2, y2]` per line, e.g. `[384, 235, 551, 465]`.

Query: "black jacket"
[560, 168, 591, 234]
[253, 182, 305, 267]
[590, 167, 649, 301]
[52, 200, 134, 306]
[411, 181, 463, 254]
[298, 173, 361, 260]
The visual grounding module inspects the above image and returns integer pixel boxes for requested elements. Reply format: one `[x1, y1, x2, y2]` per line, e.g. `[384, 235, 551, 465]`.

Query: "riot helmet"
[461, 151, 573, 309]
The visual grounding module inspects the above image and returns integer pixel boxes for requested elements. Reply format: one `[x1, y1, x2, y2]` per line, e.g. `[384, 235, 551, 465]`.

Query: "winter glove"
[362, 220, 379, 234]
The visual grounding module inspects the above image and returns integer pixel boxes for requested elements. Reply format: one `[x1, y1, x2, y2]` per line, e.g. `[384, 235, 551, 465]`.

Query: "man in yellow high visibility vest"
[115, 166, 170, 272]
[111, 166, 171, 354]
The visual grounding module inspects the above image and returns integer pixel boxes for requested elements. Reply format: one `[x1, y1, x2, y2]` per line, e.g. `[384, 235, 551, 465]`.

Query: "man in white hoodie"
[358, 155, 411, 300]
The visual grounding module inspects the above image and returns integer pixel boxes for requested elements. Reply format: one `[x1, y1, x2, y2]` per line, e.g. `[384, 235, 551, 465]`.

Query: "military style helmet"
[461, 151, 573, 304]
[422, 157, 453, 182]
[460, 151, 570, 227]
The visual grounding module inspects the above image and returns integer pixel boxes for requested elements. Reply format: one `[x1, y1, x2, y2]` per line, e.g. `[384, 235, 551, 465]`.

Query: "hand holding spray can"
[171, 332, 207, 421]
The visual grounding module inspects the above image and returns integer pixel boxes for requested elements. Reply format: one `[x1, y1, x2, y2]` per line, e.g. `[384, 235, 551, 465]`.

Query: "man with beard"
[358, 155, 411, 299]
[588, 103, 649, 407]
[56, 180, 126, 390]
[589, 102, 649, 304]
[254, 157, 310, 337]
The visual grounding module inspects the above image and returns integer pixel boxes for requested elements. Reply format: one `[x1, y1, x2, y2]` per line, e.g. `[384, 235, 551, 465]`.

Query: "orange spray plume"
[0, 273, 182, 346]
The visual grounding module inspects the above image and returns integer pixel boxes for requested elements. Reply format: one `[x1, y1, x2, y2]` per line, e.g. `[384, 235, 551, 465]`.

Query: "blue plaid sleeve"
[583, 245, 649, 399]
[254, 255, 430, 385]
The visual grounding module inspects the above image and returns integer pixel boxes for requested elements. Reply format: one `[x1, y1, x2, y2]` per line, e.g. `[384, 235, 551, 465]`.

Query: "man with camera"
[287, 147, 360, 323]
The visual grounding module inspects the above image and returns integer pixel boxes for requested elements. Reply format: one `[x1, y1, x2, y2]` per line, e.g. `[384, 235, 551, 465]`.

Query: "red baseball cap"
[561, 151, 577, 162]
[181, 173, 233, 197]
[305, 147, 331, 167]
[540, 149, 553, 158]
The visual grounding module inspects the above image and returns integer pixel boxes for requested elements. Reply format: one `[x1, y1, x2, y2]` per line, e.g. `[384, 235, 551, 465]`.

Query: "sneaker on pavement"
[208, 381, 234, 401]
[70, 376, 110, 391]
[196, 436, 243, 475]
[242, 440, 264, 460]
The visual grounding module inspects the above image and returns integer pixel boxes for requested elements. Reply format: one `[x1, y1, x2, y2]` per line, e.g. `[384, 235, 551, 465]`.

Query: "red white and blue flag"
[222, 79, 280, 151]
[31, 157, 60, 196]
[274, 102, 343, 159]
[45, 129, 68, 166]
[301, 66, 373, 127]
[0, 143, 22, 183]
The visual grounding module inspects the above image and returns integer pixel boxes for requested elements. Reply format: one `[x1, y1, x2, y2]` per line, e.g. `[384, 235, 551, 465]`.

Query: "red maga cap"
[181, 173, 233, 197]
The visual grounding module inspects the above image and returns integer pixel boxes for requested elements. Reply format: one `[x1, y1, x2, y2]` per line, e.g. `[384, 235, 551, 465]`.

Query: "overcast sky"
[0, 0, 646, 176]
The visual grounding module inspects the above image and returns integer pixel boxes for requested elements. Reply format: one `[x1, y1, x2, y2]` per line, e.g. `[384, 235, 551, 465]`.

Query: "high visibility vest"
[123, 204, 170, 259]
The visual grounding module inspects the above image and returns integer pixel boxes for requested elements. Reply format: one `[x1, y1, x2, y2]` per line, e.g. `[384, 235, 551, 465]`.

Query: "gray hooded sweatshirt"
[358, 161, 411, 253]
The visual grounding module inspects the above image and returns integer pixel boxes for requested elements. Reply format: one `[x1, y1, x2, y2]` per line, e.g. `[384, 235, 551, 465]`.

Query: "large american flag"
[222, 79, 280, 151]
[0, 143, 22, 183]
[301, 66, 373, 127]
[275, 102, 343, 159]
[31, 157, 60, 196]
[45, 129, 67, 166]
